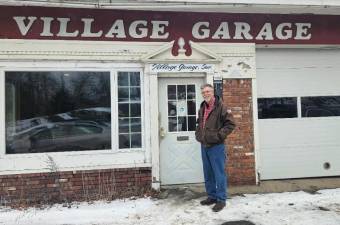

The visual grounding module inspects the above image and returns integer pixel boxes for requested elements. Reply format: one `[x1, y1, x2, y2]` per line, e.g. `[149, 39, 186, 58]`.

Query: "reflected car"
[7, 121, 111, 154]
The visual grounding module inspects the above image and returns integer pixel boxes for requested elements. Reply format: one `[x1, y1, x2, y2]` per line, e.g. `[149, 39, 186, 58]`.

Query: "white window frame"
[115, 69, 145, 152]
[0, 61, 150, 175]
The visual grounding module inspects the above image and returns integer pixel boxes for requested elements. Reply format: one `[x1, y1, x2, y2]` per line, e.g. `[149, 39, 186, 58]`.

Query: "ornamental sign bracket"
[141, 39, 222, 63]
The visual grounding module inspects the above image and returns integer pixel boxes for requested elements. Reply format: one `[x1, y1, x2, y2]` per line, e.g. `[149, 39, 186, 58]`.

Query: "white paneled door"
[158, 77, 204, 185]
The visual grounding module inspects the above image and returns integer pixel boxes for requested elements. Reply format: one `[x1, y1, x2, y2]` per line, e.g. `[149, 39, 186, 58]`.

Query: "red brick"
[223, 78, 256, 186]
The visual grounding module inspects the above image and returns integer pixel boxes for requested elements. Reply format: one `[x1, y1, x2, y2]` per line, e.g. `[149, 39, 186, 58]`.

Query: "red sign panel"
[1, 5, 340, 45]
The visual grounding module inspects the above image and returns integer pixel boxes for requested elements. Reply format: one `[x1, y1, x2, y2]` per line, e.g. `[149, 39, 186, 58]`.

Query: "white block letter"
[129, 20, 148, 38]
[150, 21, 169, 39]
[255, 23, 274, 40]
[276, 23, 292, 40]
[234, 22, 253, 40]
[56, 18, 79, 37]
[295, 23, 311, 40]
[81, 18, 103, 37]
[13, 16, 37, 36]
[192, 22, 210, 39]
[40, 17, 54, 37]
[105, 20, 126, 38]
[212, 22, 230, 39]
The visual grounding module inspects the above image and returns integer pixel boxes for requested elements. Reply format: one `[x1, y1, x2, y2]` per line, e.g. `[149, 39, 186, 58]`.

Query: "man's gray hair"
[200, 83, 214, 90]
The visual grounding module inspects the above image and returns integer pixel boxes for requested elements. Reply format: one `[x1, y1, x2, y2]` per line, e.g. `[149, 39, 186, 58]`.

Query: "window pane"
[187, 100, 196, 115]
[130, 87, 141, 101]
[131, 118, 141, 132]
[168, 101, 177, 116]
[302, 96, 340, 117]
[168, 85, 176, 100]
[131, 133, 141, 148]
[130, 72, 140, 86]
[5, 71, 111, 154]
[119, 118, 130, 133]
[168, 117, 177, 132]
[118, 103, 129, 117]
[119, 134, 130, 149]
[258, 97, 297, 119]
[118, 72, 129, 86]
[188, 116, 196, 131]
[130, 103, 141, 117]
[178, 116, 187, 131]
[187, 85, 196, 100]
[177, 85, 186, 100]
[118, 87, 129, 102]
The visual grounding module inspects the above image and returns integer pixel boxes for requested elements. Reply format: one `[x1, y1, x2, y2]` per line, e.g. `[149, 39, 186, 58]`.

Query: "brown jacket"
[195, 96, 235, 147]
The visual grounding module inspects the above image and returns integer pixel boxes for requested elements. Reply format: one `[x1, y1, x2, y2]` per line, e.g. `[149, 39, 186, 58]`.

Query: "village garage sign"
[1, 5, 340, 45]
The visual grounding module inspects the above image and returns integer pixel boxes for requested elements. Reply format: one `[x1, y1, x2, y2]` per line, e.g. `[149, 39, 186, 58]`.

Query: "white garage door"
[256, 48, 340, 180]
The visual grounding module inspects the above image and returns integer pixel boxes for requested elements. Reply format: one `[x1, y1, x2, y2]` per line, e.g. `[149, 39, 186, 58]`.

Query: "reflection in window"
[167, 84, 197, 132]
[258, 97, 297, 119]
[302, 96, 340, 117]
[5, 71, 111, 154]
[118, 72, 142, 149]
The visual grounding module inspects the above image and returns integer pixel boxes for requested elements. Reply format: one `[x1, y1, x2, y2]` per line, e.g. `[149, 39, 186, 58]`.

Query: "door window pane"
[258, 97, 297, 119]
[187, 101, 196, 115]
[168, 101, 177, 116]
[177, 85, 186, 100]
[166, 84, 197, 132]
[178, 116, 187, 131]
[168, 117, 177, 132]
[188, 116, 196, 131]
[187, 85, 196, 100]
[302, 96, 340, 117]
[5, 71, 111, 154]
[117, 72, 142, 149]
[167, 85, 176, 100]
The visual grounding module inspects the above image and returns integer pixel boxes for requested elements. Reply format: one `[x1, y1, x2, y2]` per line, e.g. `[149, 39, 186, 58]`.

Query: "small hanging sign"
[150, 63, 214, 73]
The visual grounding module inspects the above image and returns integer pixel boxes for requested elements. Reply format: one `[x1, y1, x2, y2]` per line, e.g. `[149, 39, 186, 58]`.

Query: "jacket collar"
[201, 95, 221, 108]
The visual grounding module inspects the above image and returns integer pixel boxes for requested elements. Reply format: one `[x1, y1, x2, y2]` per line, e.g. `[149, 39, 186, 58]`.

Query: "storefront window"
[118, 72, 142, 149]
[5, 71, 111, 154]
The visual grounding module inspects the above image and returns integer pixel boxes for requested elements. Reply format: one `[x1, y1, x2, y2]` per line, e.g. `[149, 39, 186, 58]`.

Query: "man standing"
[195, 84, 235, 212]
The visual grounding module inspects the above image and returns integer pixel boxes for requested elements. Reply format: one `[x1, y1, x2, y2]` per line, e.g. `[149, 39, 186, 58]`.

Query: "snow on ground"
[1, 188, 340, 225]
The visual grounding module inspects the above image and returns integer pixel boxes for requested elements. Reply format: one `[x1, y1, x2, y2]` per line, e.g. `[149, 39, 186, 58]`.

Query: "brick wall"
[0, 167, 152, 207]
[223, 79, 256, 186]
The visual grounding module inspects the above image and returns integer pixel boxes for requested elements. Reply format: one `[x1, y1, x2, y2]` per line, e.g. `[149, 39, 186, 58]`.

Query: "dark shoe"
[212, 202, 226, 212]
[200, 198, 217, 206]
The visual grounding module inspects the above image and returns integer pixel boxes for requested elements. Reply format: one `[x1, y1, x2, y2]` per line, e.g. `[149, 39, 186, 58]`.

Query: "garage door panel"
[261, 146, 340, 179]
[259, 119, 340, 148]
[258, 68, 340, 97]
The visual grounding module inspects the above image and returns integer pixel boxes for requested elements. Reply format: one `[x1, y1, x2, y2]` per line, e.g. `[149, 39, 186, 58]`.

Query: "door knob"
[159, 127, 166, 138]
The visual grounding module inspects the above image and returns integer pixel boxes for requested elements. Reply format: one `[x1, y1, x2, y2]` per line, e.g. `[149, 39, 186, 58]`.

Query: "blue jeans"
[201, 144, 227, 202]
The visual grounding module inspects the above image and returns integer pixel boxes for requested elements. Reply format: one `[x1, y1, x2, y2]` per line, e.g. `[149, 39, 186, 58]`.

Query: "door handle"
[159, 127, 166, 138]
